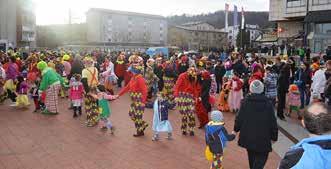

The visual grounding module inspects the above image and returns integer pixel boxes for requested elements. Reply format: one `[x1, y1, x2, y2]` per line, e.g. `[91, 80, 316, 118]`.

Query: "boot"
[78, 106, 82, 116]
[133, 131, 144, 137]
[189, 131, 195, 136]
[73, 107, 78, 118]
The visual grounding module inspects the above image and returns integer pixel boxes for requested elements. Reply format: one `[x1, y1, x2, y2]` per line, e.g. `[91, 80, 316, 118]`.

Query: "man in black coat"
[234, 80, 278, 169]
[214, 60, 226, 93]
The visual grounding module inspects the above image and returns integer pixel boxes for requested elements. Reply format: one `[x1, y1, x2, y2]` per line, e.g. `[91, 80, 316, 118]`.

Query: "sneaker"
[100, 126, 107, 131]
[152, 134, 159, 141]
[167, 133, 173, 140]
[10, 102, 17, 107]
[110, 127, 115, 135]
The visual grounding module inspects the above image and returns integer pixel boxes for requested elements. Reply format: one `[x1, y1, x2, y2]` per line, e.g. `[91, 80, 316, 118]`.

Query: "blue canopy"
[146, 47, 169, 58]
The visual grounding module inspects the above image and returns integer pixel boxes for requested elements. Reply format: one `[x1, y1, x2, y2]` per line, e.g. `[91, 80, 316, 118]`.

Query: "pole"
[241, 29, 243, 50]
[304, 0, 309, 47]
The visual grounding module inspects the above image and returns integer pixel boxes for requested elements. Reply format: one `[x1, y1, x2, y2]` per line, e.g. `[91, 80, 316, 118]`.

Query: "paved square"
[0, 94, 280, 169]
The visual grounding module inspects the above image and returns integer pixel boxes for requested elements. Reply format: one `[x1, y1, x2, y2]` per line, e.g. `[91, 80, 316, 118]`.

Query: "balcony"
[22, 25, 35, 32]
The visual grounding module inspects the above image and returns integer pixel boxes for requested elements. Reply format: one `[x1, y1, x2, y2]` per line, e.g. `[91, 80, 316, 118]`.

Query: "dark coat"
[277, 67, 291, 93]
[214, 65, 226, 82]
[234, 94, 278, 152]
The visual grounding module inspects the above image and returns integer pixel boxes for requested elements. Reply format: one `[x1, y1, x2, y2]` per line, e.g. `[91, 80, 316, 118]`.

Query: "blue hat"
[211, 110, 224, 123]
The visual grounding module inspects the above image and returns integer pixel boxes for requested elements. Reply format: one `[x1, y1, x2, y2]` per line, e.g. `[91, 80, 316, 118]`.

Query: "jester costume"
[82, 58, 99, 127]
[162, 62, 177, 109]
[119, 65, 148, 137]
[37, 61, 64, 115]
[144, 61, 158, 100]
[174, 68, 198, 136]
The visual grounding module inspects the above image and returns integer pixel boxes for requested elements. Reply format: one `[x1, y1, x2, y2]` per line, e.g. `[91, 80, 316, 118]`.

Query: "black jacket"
[278, 68, 290, 93]
[234, 94, 278, 152]
[214, 65, 226, 82]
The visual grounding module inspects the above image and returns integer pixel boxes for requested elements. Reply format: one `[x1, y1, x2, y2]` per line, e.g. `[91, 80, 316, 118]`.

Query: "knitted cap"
[211, 110, 224, 123]
[250, 80, 264, 94]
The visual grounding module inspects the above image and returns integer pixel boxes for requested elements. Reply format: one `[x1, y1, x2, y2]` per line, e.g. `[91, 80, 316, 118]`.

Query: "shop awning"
[304, 10, 331, 23]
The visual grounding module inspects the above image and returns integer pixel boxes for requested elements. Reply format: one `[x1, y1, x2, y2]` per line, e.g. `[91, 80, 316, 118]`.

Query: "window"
[229, 36, 232, 40]
[286, 0, 306, 7]
[315, 23, 331, 34]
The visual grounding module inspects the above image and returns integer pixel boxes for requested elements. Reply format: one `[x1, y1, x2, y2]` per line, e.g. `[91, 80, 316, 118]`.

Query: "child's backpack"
[206, 126, 228, 155]
[207, 129, 224, 155]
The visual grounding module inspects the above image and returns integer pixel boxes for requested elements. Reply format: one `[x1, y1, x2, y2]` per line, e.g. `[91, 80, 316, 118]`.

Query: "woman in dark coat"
[294, 62, 311, 109]
[234, 80, 278, 169]
[277, 64, 291, 120]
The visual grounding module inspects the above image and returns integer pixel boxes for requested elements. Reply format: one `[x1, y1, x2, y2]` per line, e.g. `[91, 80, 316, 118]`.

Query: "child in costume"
[205, 110, 235, 169]
[15, 76, 30, 108]
[218, 77, 231, 112]
[90, 85, 117, 134]
[69, 74, 84, 118]
[152, 92, 173, 141]
[286, 84, 301, 119]
[228, 72, 244, 113]
[30, 79, 45, 112]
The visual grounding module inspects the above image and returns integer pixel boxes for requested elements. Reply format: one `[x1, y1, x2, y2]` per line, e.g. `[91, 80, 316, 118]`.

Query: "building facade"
[86, 8, 167, 49]
[269, 0, 331, 52]
[0, 0, 36, 50]
[168, 22, 228, 51]
[221, 24, 262, 47]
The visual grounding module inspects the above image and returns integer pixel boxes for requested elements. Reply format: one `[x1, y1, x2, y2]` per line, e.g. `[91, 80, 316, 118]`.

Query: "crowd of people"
[0, 47, 330, 169]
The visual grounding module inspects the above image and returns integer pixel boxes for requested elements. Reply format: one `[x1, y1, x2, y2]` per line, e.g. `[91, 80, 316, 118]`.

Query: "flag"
[241, 7, 245, 30]
[233, 5, 238, 27]
[225, 3, 229, 32]
[233, 5, 238, 46]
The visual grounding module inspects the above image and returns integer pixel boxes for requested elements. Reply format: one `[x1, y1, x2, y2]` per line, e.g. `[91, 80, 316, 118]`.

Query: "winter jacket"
[310, 69, 326, 97]
[278, 69, 291, 93]
[69, 81, 84, 100]
[264, 73, 278, 99]
[234, 94, 278, 152]
[279, 135, 331, 169]
[214, 65, 226, 82]
[294, 68, 311, 88]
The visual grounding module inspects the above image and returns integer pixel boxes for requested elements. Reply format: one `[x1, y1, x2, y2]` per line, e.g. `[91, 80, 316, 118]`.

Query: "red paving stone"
[0, 92, 280, 169]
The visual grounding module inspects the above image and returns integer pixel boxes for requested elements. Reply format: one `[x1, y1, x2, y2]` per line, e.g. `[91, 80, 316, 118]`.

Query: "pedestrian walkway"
[0, 94, 280, 169]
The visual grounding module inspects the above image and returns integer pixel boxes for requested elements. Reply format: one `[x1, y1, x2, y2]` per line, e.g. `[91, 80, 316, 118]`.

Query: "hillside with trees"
[167, 10, 271, 29]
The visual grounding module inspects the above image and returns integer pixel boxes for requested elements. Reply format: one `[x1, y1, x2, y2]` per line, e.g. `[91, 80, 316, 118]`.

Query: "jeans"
[299, 86, 310, 109]
[247, 150, 269, 169]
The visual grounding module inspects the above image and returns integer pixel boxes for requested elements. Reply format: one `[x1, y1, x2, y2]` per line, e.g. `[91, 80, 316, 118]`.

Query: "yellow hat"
[63, 54, 70, 61]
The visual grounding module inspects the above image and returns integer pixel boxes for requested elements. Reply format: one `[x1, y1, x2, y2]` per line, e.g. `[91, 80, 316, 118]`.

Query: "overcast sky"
[33, 0, 269, 25]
